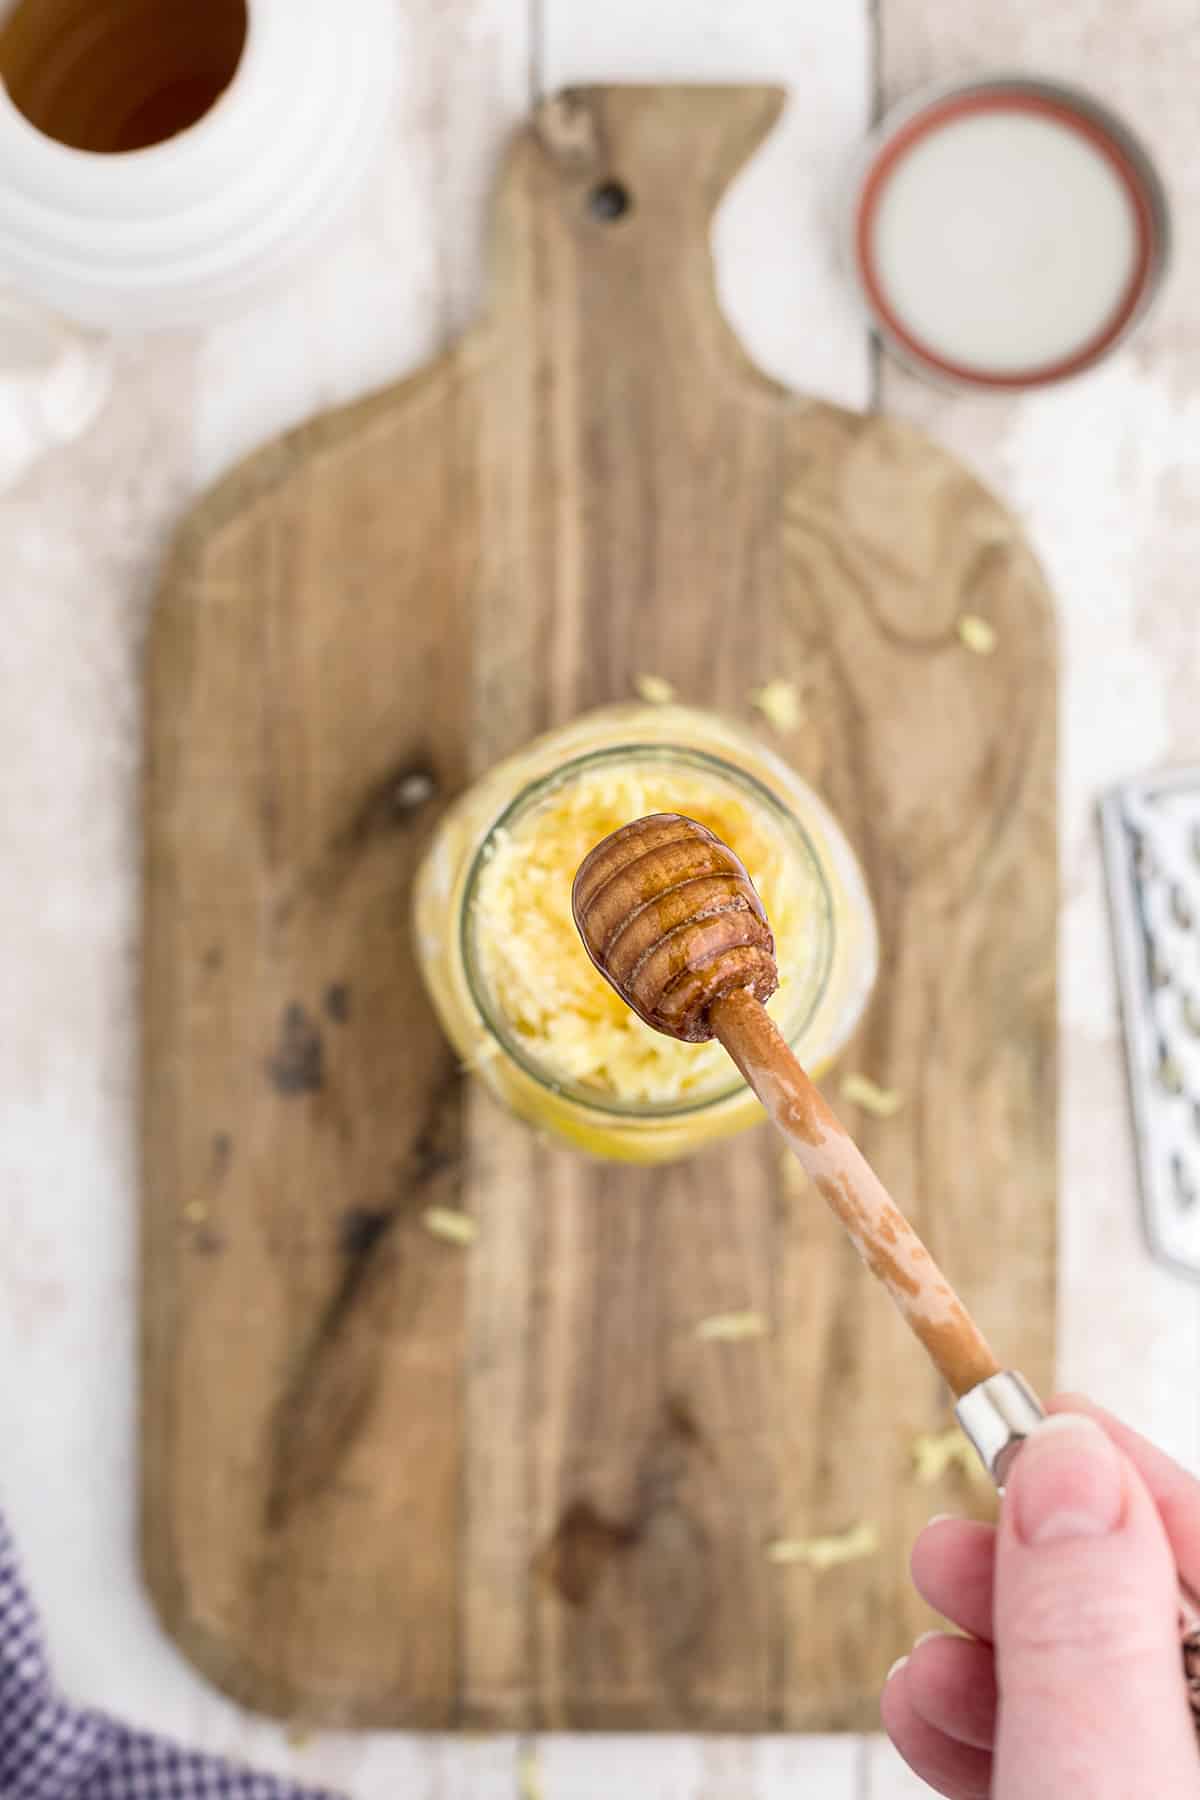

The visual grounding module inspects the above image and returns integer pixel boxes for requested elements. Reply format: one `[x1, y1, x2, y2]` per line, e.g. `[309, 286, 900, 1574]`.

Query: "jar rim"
[459, 741, 836, 1119]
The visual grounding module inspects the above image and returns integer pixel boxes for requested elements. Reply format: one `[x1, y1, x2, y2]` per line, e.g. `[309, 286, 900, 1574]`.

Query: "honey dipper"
[574, 813, 1200, 1718]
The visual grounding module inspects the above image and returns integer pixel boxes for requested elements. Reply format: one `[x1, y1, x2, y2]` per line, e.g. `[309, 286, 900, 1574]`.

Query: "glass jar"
[413, 704, 878, 1163]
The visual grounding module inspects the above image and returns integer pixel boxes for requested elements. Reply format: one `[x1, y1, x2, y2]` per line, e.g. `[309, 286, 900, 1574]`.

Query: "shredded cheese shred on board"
[517, 1744, 545, 1800]
[696, 1309, 767, 1341]
[912, 1426, 992, 1491]
[633, 673, 676, 704]
[460, 1037, 501, 1074]
[958, 613, 997, 655]
[750, 678, 802, 731]
[422, 1206, 477, 1247]
[779, 1148, 807, 1194]
[766, 1520, 880, 1570]
[840, 1072, 904, 1118]
[472, 763, 810, 1105]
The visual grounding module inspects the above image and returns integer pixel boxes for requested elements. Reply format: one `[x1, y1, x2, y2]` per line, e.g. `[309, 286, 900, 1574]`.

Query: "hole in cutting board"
[588, 180, 632, 221]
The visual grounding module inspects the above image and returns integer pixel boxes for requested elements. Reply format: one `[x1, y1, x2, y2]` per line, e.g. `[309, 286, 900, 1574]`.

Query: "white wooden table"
[2, 1, 1198, 1794]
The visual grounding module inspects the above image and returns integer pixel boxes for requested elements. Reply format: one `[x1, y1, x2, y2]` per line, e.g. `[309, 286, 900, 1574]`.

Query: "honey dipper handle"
[710, 987, 1000, 1397]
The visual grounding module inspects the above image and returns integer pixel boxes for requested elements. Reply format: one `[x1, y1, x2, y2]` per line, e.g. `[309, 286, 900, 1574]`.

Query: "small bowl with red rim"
[849, 74, 1170, 392]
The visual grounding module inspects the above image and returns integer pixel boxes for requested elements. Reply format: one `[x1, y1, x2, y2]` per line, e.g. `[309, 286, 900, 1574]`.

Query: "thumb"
[993, 1412, 1197, 1799]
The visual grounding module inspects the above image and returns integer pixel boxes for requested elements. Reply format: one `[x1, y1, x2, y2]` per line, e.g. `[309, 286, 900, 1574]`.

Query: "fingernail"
[885, 1655, 908, 1681]
[1012, 1413, 1124, 1546]
[913, 1630, 942, 1650]
[927, 1513, 954, 1526]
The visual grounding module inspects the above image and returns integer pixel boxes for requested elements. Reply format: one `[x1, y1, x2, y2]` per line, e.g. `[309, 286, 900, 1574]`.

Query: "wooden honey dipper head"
[571, 813, 779, 1043]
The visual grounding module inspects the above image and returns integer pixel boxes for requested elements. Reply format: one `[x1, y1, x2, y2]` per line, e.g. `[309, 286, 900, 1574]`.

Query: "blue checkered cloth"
[0, 1512, 343, 1800]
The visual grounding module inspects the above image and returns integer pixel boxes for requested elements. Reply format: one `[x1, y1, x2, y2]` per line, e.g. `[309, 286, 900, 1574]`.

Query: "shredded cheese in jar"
[470, 761, 816, 1107]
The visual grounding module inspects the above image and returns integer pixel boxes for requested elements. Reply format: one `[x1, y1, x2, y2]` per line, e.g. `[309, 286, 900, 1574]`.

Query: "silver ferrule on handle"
[956, 1370, 1200, 1737]
[955, 1369, 1046, 1489]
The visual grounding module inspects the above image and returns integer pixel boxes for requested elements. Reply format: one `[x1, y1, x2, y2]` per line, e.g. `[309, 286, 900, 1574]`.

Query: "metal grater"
[1102, 771, 1200, 1279]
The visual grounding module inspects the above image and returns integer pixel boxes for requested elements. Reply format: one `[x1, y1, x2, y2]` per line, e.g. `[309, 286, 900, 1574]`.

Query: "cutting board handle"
[490, 85, 786, 382]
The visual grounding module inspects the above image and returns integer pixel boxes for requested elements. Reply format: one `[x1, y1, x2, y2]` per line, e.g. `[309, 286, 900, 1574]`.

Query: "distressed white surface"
[0, 333, 196, 1711]
[536, 1734, 865, 1796]
[1, 1, 1195, 1798]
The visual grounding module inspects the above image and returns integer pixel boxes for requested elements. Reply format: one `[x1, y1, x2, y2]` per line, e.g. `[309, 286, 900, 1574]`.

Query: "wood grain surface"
[142, 84, 1056, 1733]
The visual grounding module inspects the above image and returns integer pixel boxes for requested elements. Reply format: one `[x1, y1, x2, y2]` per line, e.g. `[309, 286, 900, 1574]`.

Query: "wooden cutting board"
[142, 85, 1056, 1733]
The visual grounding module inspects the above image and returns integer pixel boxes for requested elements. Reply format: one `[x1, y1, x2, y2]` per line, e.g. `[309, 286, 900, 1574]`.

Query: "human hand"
[881, 1396, 1200, 1797]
